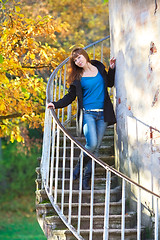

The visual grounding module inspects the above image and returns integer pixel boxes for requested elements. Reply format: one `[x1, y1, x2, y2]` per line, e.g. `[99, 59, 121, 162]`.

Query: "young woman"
[48, 47, 116, 190]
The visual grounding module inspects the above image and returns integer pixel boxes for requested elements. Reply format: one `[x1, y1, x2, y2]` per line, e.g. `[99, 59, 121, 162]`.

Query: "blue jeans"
[73, 110, 107, 186]
[83, 110, 107, 156]
[82, 110, 107, 180]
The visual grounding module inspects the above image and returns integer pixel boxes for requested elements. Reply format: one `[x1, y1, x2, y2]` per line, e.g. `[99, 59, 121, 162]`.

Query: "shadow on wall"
[114, 42, 160, 195]
[126, 189, 156, 239]
[114, 50, 133, 176]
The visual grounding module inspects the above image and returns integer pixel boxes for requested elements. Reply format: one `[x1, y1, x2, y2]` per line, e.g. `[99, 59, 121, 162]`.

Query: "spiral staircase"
[35, 36, 160, 240]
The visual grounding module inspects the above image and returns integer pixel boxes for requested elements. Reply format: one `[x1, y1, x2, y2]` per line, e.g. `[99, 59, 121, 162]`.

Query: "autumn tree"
[49, 0, 109, 47]
[0, 1, 69, 142]
[20, 0, 109, 48]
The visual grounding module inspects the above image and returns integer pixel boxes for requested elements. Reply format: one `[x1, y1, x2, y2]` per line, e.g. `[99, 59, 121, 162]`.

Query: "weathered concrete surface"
[109, 0, 160, 226]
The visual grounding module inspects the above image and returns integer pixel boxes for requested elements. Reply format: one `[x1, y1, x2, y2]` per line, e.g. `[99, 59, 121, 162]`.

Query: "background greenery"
[0, 195, 46, 240]
[0, 129, 46, 239]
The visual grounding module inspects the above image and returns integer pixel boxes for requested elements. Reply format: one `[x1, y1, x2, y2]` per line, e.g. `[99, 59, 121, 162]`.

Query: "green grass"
[0, 135, 47, 239]
[0, 216, 46, 240]
[0, 195, 47, 240]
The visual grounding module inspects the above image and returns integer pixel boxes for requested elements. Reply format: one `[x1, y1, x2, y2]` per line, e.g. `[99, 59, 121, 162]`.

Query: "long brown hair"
[68, 47, 91, 84]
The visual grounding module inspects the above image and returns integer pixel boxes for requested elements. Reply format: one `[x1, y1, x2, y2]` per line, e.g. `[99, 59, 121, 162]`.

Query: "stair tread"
[36, 156, 114, 162]
[52, 167, 113, 171]
[66, 125, 114, 130]
[46, 214, 135, 220]
[74, 135, 114, 140]
[36, 176, 116, 181]
[56, 186, 120, 194]
[56, 145, 112, 149]
[59, 228, 138, 233]
[80, 228, 137, 232]
[37, 201, 122, 208]
[37, 185, 121, 195]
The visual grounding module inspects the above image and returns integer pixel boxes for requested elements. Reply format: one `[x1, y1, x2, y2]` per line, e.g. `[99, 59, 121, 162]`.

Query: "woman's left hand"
[110, 57, 116, 69]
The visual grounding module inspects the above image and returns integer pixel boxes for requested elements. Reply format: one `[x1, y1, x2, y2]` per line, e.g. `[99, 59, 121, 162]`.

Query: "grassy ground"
[0, 194, 47, 240]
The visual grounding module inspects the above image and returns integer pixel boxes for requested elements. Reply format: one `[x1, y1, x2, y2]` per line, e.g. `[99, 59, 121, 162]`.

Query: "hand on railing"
[47, 102, 55, 109]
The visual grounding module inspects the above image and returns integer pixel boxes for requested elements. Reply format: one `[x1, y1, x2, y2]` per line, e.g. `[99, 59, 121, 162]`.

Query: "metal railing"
[40, 36, 160, 240]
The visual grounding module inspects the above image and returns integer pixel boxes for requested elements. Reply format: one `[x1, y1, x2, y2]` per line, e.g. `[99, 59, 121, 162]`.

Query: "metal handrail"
[40, 36, 160, 240]
[50, 110, 160, 199]
[132, 115, 160, 134]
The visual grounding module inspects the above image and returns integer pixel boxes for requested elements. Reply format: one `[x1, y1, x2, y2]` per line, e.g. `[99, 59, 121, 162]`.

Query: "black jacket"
[53, 60, 116, 135]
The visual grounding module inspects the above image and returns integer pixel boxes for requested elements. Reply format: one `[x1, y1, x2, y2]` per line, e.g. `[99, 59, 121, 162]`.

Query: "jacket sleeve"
[52, 85, 76, 109]
[106, 67, 115, 88]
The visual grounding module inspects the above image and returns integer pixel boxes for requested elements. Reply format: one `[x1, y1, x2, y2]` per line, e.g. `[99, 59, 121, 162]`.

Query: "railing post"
[49, 117, 56, 195]
[154, 197, 159, 240]
[89, 158, 95, 240]
[121, 179, 125, 240]
[41, 72, 53, 189]
[137, 188, 141, 240]
[54, 125, 60, 204]
[62, 64, 67, 124]
[103, 170, 111, 240]
[67, 104, 72, 126]
[61, 134, 66, 214]
[54, 74, 58, 101]
[40, 103, 52, 189]
[68, 141, 74, 224]
[150, 127, 154, 210]
[58, 69, 62, 119]
[77, 151, 84, 234]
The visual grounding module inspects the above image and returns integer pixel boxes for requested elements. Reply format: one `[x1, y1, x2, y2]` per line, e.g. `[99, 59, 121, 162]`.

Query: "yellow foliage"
[15, 6, 21, 12]
[30, 53, 35, 60]
[20, 0, 109, 49]
[0, 103, 6, 111]
[0, 2, 69, 142]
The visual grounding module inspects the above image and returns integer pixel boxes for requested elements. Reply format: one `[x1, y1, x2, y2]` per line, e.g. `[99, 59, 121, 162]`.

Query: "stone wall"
[109, 0, 160, 225]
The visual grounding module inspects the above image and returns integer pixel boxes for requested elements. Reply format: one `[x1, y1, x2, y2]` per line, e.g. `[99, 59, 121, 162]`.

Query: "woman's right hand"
[47, 102, 55, 109]
[110, 57, 116, 69]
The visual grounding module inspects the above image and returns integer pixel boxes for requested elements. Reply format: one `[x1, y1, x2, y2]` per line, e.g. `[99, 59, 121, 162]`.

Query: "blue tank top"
[81, 71, 105, 110]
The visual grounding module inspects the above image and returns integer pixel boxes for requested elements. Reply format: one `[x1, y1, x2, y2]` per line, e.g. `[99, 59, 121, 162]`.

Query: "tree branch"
[22, 64, 52, 69]
[0, 109, 45, 120]
[0, 113, 23, 120]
